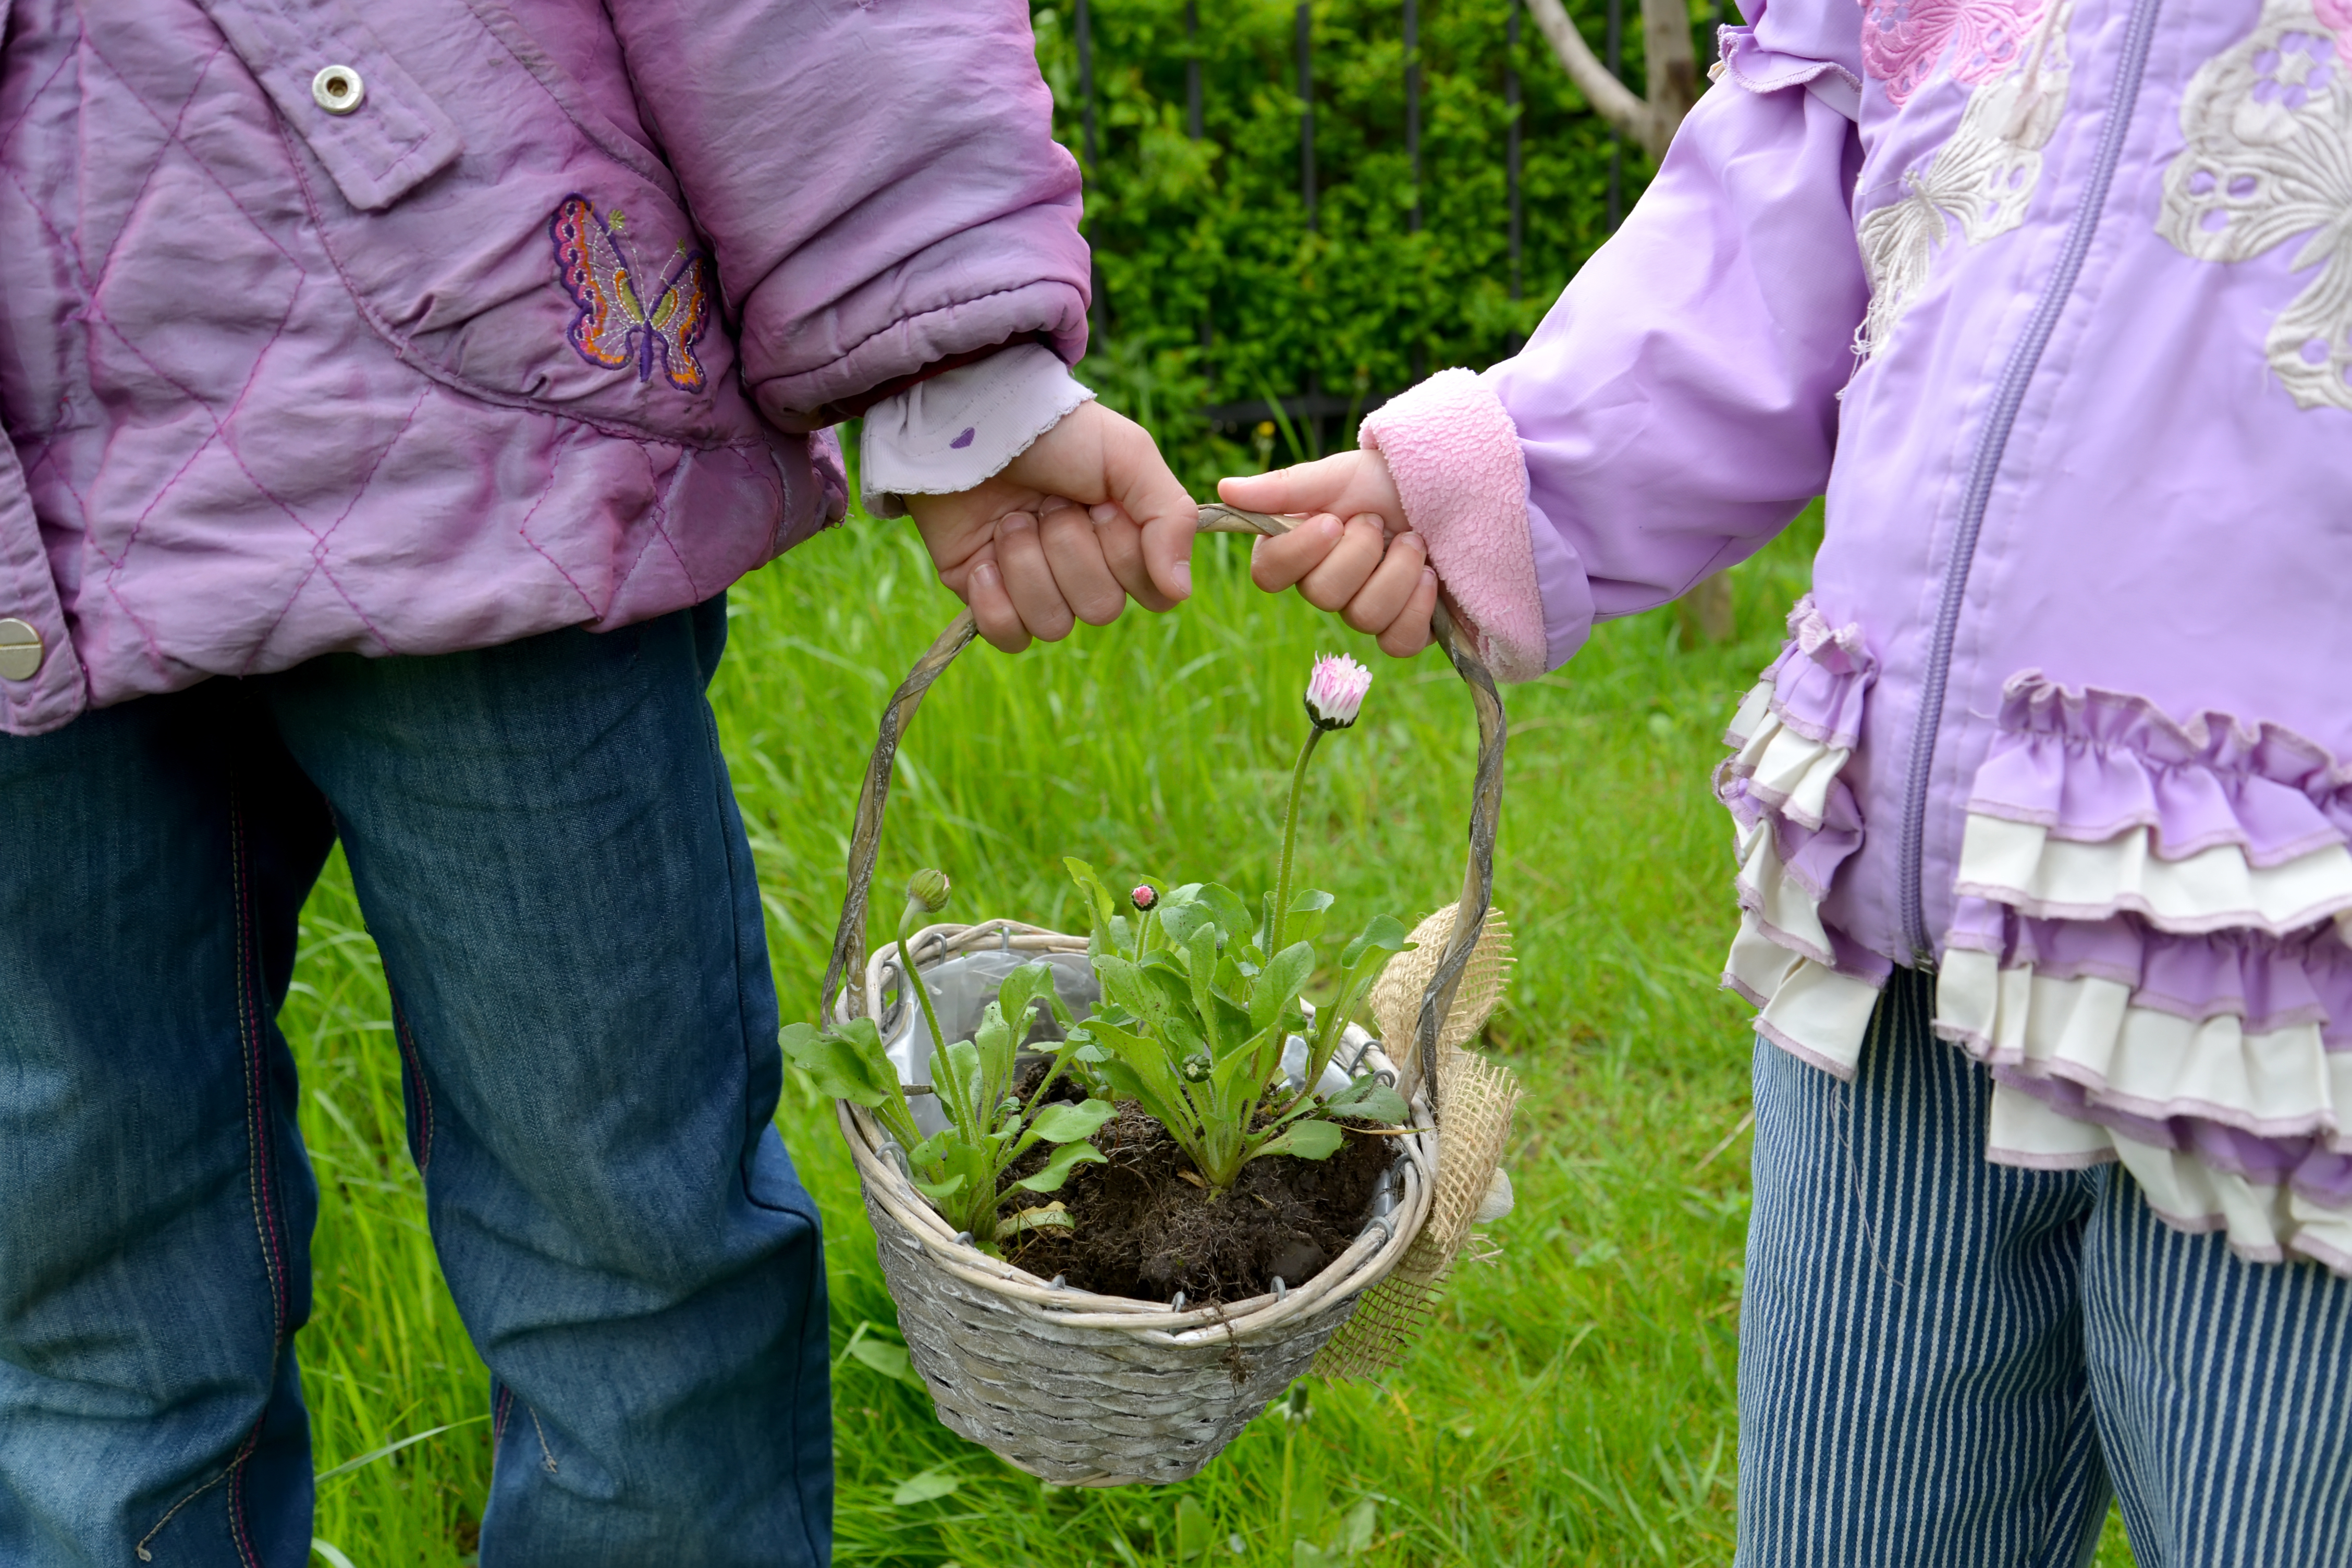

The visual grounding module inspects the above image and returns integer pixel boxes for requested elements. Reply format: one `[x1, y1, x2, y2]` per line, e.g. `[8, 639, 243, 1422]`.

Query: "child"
[0, 4, 1194, 1564]
[1223, 0, 2352, 1557]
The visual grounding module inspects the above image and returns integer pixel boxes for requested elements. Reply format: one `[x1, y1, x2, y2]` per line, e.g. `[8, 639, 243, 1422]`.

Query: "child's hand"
[1217, 450, 1438, 658]
[910, 401, 1194, 653]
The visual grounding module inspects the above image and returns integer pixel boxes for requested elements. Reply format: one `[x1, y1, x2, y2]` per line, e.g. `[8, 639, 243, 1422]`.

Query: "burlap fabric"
[1314, 901, 1524, 1379]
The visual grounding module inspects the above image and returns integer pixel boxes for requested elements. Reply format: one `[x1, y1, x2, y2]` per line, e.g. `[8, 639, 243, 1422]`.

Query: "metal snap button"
[311, 65, 365, 116]
[0, 617, 43, 681]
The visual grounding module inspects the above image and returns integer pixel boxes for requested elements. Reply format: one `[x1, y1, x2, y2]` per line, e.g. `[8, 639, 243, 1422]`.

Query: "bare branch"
[1523, 0, 1674, 157]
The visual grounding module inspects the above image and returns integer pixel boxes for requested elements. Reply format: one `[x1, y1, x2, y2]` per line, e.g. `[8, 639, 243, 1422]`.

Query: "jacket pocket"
[194, 0, 462, 211]
[219, 0, 767, 450]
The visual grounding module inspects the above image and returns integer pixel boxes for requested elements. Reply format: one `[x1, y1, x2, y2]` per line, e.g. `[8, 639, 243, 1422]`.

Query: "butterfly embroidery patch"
[549, 195, 710, 394]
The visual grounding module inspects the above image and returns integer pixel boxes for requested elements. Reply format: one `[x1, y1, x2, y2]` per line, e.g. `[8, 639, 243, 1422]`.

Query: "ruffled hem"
[1970, 673, 2352, 863]
[1938, 947, 2352, 1149]
[1941, 670, 2352, 1275]
[1954, 814, 2352, 934]
[1987, 1081, 2352, 1274]
[1717, 596, 1887, 1074]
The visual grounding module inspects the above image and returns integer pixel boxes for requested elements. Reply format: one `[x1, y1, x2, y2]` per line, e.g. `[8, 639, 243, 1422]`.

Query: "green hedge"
[1036, 0, 1706, 482]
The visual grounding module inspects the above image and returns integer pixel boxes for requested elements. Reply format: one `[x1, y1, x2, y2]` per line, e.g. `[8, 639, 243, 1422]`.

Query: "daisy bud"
[1304, 653, 1373, 731]
[906, 868, 952, 913]
[1131, 884, 1158, 911]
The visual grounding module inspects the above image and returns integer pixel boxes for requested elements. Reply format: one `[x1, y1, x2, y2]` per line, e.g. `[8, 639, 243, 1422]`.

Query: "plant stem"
[896, 903, 956, 1135]
[1270, 726, 1324, 954]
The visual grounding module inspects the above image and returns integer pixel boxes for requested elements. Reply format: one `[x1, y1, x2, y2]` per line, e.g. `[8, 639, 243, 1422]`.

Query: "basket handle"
[816, 504, 1508, 1106]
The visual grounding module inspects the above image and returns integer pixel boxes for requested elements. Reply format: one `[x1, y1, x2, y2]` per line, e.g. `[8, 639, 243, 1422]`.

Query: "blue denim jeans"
[0, 599, 831, 1567]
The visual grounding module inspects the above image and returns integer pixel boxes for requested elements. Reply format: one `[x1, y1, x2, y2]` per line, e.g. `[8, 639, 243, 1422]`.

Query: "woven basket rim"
[836, 917, 1439, 1347]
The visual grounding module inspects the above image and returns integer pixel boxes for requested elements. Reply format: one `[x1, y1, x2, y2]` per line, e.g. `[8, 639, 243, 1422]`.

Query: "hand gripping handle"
[816, 504, 1507, 1107]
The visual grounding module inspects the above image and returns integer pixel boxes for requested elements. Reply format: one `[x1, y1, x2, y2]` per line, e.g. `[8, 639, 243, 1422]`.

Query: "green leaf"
[1286, 888, 1336, 948]
[1010, 1140, 1107, 1192]
[972, 999, 1014, 1070]
[1155, 882, 1213, 945]
[1251, 941, 1317, 1033]
[996, 960, 1073, 1046]
[1002, 1201, 1076, 1236]
[910, 1172, 968, 1200]
[1341, 1497, 1379, 1553]
[1324, 1079, 1410, 1124]
[846, 1336, 924, 1389]
[1195, 883, 1256, 948]
[1175, 1495, 1215, 1560]
[1339, 914, 1413, 971]
[1258, 1119, 1346, 1161]
[890, 1467, 962, 1506]
[935, 1038, 983, 1127]
[778, 1020, 899, 1108]
[1029, 1098, 1115, 1143]
[1213, 1024, 1283, 1099]
[1063, 857, 1119, 936]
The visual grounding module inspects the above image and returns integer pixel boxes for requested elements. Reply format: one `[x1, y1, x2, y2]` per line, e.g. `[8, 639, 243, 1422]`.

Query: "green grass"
[284, 504, 2139, 1564]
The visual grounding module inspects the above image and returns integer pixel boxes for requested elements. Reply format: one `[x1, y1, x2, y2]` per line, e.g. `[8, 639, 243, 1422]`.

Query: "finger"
[1217, 450, 1402, 527]
[1038, 503, 1126, 627]
[1091, 503, 1177, 612]
[1098, 423, 1198, 604]
[1296, 514, 1389, 613]
[1376, 567, 1441, 659]
[993, 511, 1077, 642]
[1340, 531, 1429, 635]
[969, 560, 1031, 654]
[1249, 513, 1345, 593]
[1005, 403, 1197, 605]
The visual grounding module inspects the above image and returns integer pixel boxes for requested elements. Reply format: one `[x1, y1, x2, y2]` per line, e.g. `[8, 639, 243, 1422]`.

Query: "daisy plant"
[1060, 654, 1412, 1195]
[782, 871, 1113, 1254]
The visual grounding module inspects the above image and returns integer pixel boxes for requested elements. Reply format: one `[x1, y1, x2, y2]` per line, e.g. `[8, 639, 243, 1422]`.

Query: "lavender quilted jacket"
[0, 0, 1087, 736]
[1369, 0, 2352, 1269]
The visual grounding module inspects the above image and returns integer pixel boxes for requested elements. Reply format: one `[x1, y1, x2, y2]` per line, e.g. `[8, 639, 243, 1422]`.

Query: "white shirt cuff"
[858, 342, 1094, 518]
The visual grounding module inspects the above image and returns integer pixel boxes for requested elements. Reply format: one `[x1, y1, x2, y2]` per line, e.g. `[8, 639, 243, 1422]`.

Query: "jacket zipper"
[1893, 0, 2167, 964]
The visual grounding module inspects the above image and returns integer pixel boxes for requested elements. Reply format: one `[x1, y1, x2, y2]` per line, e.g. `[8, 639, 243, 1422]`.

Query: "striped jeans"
[1738, 967, 2352, 1565]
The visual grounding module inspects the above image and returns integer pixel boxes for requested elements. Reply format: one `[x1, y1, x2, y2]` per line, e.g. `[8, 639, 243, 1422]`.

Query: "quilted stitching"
[0, 2, 811, 722]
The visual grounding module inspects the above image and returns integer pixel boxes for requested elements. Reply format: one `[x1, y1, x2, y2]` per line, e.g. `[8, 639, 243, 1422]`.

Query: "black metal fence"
[1037, 0, 1693, 464]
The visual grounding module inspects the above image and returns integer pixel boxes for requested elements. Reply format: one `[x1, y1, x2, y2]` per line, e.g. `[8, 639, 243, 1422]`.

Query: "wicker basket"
[813, 504, 1508, 1486]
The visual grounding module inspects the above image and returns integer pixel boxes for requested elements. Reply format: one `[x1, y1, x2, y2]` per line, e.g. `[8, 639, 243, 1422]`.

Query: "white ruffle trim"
[1724, 684, 1849, 832]
[1720, 673, 1882, 1077]
[1726, 910, 1883, 1078]
[1736, 817, 1839, 967]
[1987, 1086, 2352, 1270]
[1955, 815, 2352, 935]
[1939, 948, 2352, 1149]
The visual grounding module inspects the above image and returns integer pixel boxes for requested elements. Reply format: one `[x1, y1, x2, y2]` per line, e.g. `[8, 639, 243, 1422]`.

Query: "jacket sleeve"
[603, 1, 1089, 431]
[1369, 6, 1869, 678]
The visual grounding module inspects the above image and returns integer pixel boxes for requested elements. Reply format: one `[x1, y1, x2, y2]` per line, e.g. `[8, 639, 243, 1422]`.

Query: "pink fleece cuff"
[1359, 368, 1547, 683]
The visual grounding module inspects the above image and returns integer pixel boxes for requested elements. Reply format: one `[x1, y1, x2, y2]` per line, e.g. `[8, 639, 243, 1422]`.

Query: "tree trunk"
[1523, 0, 1697, 163]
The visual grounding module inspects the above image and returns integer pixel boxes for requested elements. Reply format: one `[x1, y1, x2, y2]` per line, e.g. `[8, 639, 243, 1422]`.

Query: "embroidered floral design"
[2159, 0, 2352, 411]
[549, 195, 711, 394]
[1862, 0, 2047, 104]
[1853, 0, 2073, 361]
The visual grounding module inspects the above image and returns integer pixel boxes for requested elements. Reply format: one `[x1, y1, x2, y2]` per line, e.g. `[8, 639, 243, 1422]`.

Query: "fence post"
[1297, 3, 1316, 233]
[1076, 0, 1104, 337]
[1404, 0, 1421, 233]
[1506, 0, 1523, 352]
[1605, 0, 1623, 229]
[1186, 0, 1203, 140]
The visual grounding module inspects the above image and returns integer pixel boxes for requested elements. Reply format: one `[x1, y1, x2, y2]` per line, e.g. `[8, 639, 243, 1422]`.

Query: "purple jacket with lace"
[0, 0, 1086, 736]
[1366, 0, 2352, 1269]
